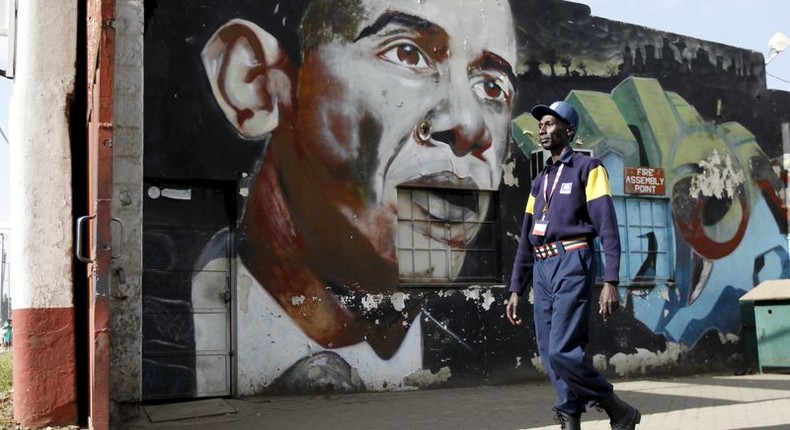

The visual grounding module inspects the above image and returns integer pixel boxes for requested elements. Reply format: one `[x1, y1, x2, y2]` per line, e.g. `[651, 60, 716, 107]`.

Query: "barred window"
[397, 188, 501, 283]
[596, 196, 674, 285]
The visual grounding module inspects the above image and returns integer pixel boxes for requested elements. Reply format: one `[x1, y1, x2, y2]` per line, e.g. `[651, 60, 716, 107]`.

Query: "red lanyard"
[542, 164, 564, 218]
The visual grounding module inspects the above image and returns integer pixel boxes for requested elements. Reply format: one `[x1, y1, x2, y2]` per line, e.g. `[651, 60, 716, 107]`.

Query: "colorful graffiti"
[513, 77, 789, 346]
[140, 0, 790, 400]
[188, 0, 518, 393]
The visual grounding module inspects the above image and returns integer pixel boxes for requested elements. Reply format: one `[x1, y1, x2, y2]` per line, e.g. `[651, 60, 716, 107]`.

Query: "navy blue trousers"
[532, 245, 613, 416]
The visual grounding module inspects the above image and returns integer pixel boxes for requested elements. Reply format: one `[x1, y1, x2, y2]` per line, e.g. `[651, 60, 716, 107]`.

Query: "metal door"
[142, 182, 233, 400]
[79, 0, 117, 427]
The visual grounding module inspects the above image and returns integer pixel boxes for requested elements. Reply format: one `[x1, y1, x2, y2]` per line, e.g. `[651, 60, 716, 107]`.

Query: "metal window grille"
[595, 196, 674, 286]
[397, 187, 501, 283]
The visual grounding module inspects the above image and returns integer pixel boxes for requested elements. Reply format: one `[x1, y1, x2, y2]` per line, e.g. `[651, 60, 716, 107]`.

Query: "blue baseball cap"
[531, 101, 579, 132]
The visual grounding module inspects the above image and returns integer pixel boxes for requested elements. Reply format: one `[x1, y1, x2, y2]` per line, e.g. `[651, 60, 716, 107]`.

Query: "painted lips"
[407, 188, 485, 247]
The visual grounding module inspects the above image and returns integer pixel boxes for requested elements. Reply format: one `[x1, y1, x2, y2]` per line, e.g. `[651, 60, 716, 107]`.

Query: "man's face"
[537, 115, 573, 153]
[278, 0, 516, 282]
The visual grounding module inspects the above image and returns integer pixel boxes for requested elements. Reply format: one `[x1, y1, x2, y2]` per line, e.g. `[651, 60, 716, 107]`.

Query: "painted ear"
[201, 19, 294, 138]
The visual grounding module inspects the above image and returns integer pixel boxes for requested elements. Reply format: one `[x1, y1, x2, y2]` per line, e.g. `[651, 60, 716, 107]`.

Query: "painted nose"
[429, 98, 492, 158]
[431, 125, 492, 158]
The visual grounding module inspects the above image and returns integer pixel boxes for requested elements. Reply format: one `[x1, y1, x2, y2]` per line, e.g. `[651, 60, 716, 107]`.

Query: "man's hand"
[506, 292, 523, 326]
[598, 282, 620, 321]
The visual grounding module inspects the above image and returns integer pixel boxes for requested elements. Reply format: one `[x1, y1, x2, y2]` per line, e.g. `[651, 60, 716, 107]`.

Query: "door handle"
[111, 217, 124, 260]
[75, 214, 96, 263]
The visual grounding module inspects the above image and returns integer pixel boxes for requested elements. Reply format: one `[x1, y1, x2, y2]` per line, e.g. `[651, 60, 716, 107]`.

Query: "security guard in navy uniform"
[506, 101, 640, 430]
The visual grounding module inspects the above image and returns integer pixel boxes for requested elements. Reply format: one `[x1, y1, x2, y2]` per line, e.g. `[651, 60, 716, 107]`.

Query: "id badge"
[532, 219, 548, 236]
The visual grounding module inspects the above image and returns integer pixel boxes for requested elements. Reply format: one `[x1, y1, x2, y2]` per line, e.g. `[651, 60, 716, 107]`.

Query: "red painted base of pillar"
[13, 307, 78, 428]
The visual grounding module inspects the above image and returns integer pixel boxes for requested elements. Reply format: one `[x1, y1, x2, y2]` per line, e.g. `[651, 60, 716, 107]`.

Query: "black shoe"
[596, 393, 641, 430]
[553, 408, 581, 430]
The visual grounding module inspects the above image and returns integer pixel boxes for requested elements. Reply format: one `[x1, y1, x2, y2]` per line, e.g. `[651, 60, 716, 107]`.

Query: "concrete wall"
[110, 0, 144, 405]
[125, 0, 790, 401]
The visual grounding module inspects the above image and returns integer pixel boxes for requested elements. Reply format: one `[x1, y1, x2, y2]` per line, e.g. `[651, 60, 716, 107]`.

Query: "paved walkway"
[122, 373, 790, 429]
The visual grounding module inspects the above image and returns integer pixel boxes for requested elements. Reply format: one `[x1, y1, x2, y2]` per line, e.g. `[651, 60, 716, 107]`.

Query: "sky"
[1, 0, 790, 228]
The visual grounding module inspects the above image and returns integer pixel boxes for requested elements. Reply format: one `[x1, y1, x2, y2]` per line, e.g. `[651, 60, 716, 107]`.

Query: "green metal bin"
[739, 280, 790, 373]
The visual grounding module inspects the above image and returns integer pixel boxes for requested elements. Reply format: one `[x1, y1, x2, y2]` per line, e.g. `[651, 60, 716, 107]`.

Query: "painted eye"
[482, 81, 503, 99]
[472, 77, 512, 103]
[380, 43, 432, 70]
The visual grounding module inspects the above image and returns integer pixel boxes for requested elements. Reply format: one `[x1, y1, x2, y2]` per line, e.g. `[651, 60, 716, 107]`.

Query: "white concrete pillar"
[9, 0, 79, 426]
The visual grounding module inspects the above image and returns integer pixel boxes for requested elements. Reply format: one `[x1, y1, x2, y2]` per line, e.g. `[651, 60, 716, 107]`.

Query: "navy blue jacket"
[509, 149, 621, 295]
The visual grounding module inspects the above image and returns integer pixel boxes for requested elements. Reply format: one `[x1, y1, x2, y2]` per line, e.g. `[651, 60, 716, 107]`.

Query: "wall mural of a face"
[142, 0, 787, 395]
[201, 0, 517, 357]
[289, 0, 516, 276]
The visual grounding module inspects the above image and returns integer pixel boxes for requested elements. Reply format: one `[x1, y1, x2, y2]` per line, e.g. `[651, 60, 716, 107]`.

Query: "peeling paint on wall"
[390, 292, 409, 312]
[592, 354, 608, 374]
[609, 343, 689, 376]
[361, 294, 384, 311]
[291, 295, 306, 306]
[462, 287, 498, 311]
[480, 289, 496, 311]
[531, 353, 546, 374]
[503, 159, 519, 187]
[719, 332, 739, 345]
[437, 289, 458, 298]
[403, 366, 452, 388]
[690, 149, 745, 200]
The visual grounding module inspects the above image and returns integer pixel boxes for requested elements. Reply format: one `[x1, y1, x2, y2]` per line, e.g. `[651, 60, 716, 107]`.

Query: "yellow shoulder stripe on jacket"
[585, 165, 612, 202]
[525, 194, 536, 214]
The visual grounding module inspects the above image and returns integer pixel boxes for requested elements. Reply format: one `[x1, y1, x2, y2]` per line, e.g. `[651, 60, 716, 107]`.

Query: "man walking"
[506, 101, 640, 430]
